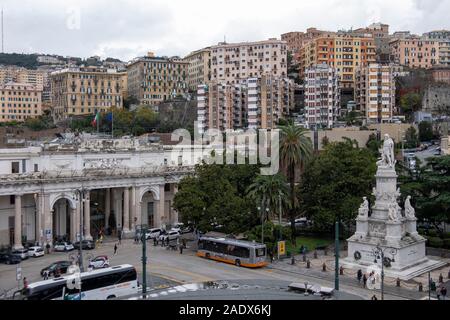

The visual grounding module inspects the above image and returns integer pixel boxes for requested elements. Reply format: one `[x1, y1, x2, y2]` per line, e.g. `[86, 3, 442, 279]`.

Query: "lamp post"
[75, 188, 86, 272]
[141, 222, 147, 299]
[334, 220, 339, 291]
[372, 245, 397, 300]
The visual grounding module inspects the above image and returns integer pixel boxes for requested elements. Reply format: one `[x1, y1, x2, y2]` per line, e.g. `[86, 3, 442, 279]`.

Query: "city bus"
[23, 264, 138, 300]
[197, 237, 268, 268]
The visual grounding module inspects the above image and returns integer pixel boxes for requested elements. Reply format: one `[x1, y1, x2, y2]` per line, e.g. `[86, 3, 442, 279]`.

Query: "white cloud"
[0, 0, 448, 61]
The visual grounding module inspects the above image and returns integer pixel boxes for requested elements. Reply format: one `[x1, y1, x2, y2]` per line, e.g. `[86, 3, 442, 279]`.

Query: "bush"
[428, 237, 444, 248]
[444, 239, 450, 249]
[442, 232, 450, 239]
[427, 229, 438, 237]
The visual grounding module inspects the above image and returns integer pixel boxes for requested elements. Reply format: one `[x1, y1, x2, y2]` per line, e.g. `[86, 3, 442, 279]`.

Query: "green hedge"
[444, 239, 450, 249]
[427, 229, 438, 237]
[428, 237, 444, 248]
[442, 232, 450, 239]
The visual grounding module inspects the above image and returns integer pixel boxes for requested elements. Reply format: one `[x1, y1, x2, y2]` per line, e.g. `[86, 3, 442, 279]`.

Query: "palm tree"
[246, 174, 290, 243]
[279, 123, 313, 243]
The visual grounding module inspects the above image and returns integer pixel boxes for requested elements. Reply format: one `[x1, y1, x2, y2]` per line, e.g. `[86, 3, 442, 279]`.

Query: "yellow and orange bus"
[197, 237, 268, 268]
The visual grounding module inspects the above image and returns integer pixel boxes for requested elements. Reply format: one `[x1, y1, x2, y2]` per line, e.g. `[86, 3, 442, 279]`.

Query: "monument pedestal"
[343, 139, 446, 280]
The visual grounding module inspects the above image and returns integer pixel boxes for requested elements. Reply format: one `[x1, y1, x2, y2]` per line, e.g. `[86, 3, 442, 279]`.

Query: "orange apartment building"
[389, 37, 440, 69]
[0, 83, 42, 122]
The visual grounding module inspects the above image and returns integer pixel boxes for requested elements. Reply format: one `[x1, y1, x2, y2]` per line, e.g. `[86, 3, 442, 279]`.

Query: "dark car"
[40, 261, 72, 277]
[73, 240, 95, 250]
[0, 253, 22, 265]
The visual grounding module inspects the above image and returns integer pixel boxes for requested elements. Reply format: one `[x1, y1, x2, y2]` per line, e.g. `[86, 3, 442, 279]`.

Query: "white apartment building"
[304, 64, 340, 129]
[197, 76, 293, 134]
[210, 39, 288, 85]
[355, 63, 396, 124]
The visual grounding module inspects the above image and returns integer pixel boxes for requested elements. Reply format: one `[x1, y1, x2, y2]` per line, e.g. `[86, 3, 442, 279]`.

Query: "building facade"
[197, 76, 293, 133]
[0, 136, 204, 248]
[431, 65, 450, 84]
[299, 34, 376, 89]
[355, 63, 396, 124]
[281, 28, 335, 61]
[50, 67, 126, 121]
[389, 37, 440, 69]
[304, 64, 340, 129]
[127, 52, 189, 106]
[0, 83, 42, 123]
[352, 23, 391, 62]
[183, 48, 211, 92]
[210, 39, 288, 85]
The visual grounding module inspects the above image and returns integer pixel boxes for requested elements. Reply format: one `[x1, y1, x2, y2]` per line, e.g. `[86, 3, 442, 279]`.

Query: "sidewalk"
[269, 252, 449, 300]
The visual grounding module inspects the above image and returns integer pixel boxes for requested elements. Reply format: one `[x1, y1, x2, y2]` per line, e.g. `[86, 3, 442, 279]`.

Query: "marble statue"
[377, 134, 396, 168]
[388, 202, 400, 222]
[405, 196, 416, 219]
[358, 197, 369, 218]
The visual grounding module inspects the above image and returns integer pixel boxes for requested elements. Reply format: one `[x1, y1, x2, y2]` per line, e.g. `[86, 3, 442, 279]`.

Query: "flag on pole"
[91, 112, 100, 128]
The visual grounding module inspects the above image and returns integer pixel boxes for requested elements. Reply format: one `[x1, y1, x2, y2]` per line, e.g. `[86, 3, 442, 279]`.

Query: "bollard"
[291, 256, 296, 265]
[314, 251, 318, 259]
[322, 263, 327, 272]
[340, 266, 344, 275]
[418, 283, 423, 292]
[307, 260, 311, 269]
[396, 278, 401, 287]
[439, 273, 443, 284]
[302, 254, 306, 262]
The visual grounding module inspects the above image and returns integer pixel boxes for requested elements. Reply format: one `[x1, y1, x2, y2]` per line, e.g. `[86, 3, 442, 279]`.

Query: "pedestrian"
[182, 238, 187, 249]
[441, 286, 447, 300]
[114, 243, 118, 256]
[357, 269, 363, 284]
[23, 277, 28, 289]
[118, 230, 122, 245]
[437, 286, 441, 300]
[43, 270, 49, 280]
[371, 295, 378, 300]
[363, 274, 368, 288]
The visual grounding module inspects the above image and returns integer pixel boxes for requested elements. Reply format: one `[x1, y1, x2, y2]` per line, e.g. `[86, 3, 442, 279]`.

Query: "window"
[11, 162, 20, 174]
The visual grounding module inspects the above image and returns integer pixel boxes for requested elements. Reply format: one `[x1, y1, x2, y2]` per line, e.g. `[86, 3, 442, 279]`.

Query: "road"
[0, 238, 425, 300]
[414, 144, 442, 165]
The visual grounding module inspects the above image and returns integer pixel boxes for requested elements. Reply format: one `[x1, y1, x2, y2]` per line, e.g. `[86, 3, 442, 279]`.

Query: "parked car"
[88, 255, 110, 269]
[159, 230, 180, 242]
[73, 240, 95, 250]
[145, 228, 162, 240]
[53, 242, 75, 252]
[28, 246, 45, 258]
[11, 248, 29, 260]
[0, 253, 22, 265]
[40, 261, 72, 277]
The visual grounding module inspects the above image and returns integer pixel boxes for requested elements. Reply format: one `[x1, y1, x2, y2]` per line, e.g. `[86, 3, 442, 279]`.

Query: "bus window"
[256, 248, 266, 257]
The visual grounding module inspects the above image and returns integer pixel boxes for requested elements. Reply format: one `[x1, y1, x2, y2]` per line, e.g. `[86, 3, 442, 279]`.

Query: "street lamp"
[372, 245, 398, 300]
[74, 188, 87, 272]
[141, 213, 148, 299]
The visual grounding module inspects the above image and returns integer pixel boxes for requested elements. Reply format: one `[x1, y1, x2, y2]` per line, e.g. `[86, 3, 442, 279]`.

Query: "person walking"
[114, 243, 118, 256]
[357, 269, 363, 284]
[441, 286, 447, 300]
[23, 277, 28, 289]
[437, 285, 441, 300]
[43, 269, 49, 280]
[118, 230, 122, 245]
[363, 273, 368, 288]
[371, 295, 378, 300]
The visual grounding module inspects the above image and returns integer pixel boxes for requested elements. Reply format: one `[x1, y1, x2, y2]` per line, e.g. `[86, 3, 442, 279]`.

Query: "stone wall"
[422, 84, 450, 116]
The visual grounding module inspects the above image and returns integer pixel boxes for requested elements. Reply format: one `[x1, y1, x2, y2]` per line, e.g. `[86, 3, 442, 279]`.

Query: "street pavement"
[0, 237, 446, 300]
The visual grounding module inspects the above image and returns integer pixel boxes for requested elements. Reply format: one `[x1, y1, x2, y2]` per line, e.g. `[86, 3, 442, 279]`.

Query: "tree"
[279, 124, 313, 242]
[400, 156, 450, 234]
[400, 93, 422, 119]
[366, 133, 382, 158]
[418, 121, 434, 142]
[299, 139, 376, 234]
[173, 163, 260, 235]
[132, 106, 158, 136]
[246, 174, 290, 226]
[404, 126, 419, 149]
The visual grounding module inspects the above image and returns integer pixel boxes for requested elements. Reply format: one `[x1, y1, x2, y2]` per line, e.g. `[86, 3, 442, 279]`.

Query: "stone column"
[123, 187, 130, 232]
[14, 194, 24, 250]
[84, 191, 92, 240]
[158, 184, 165, 228]
[75, 203, 81, 241]
[71, 207, 77, 243]
[41, 193, 52, 246]
[172, 184, 179, 224]
[34, 194, 41, 246]
[131, 186, 136, 230]
[105, 189, 111, 229]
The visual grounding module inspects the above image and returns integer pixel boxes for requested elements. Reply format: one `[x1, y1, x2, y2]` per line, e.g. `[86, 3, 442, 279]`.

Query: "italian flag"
[92, 112, 100, 128]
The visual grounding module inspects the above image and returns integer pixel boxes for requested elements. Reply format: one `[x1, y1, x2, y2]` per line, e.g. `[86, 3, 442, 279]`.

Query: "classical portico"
[0, 137, 196, 247]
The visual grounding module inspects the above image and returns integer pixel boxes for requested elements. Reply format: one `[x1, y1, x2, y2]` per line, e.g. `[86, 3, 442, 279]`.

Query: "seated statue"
[358, 197, 369, 218]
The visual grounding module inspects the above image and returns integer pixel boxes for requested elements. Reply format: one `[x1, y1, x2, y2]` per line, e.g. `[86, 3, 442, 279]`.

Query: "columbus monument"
[342, 134, 446, 280]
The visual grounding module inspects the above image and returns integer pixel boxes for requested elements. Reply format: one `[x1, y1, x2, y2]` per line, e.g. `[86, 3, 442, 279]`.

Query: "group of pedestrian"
[437, 285, 447, 300]
[357, 269, 370, 288]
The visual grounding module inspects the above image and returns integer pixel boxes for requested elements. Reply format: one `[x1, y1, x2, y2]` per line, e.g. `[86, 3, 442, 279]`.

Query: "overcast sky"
[1, 0, 449, 61]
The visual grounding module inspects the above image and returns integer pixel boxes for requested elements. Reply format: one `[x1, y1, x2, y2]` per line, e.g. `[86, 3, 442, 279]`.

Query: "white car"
[11, 248, 29, 260]
[28, 246, 45, 258]
[159, 231, 180, 242]
[53, 242, 75, 252]
[88, 256, 110, 269]
[145, 228, 162, 240]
